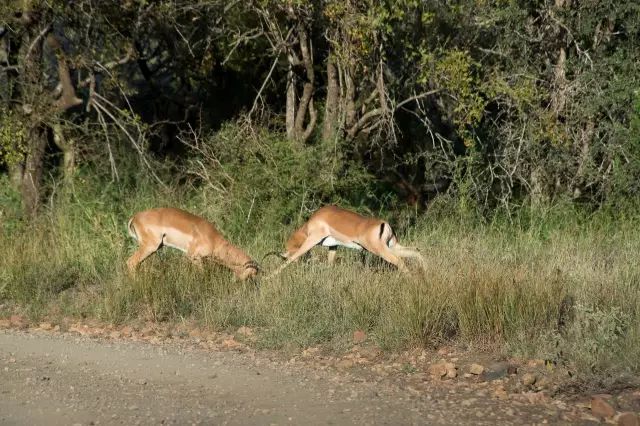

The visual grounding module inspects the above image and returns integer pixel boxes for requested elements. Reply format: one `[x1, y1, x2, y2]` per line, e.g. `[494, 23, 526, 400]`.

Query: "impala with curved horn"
[267, 205, 426, 278]
[126, 208, 258, 281]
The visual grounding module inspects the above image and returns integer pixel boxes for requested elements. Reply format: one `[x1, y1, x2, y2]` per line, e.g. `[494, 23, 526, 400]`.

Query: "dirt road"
[1, 330, 574, 425]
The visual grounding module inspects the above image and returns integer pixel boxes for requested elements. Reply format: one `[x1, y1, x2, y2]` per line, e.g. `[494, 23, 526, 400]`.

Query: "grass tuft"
[1, 198, 639, 382]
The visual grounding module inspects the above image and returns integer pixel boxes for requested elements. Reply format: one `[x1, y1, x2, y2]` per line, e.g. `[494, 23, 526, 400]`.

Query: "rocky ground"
[1, 316, 639, 425]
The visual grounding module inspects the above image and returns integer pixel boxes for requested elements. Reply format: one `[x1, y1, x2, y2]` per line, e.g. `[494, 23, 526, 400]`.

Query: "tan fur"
[269, 205, 426, 278]
[126, 207, 258, 280]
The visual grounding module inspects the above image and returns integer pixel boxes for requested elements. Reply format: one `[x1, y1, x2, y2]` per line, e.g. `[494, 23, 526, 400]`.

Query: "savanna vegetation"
[1, 0, 639, 385]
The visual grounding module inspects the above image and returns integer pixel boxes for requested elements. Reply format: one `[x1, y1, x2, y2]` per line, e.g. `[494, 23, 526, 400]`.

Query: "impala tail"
[380, 221, 426, 271]
[127, 217, 138, 241]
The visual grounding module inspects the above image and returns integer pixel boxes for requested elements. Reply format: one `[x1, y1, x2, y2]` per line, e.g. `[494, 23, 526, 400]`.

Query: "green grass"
[1, 197, 639, 383]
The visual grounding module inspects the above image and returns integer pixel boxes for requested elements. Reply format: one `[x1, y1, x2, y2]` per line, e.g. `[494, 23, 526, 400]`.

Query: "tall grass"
[1, 188, 639, 381]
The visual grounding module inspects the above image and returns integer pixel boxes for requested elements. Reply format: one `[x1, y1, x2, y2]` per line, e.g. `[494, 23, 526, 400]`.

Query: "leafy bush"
[181, 119, 380, 241]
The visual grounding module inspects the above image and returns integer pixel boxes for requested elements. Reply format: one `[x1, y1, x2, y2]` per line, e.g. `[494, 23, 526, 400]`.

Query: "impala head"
[237, 260, 260, 281]
[283, 225, 307, 259]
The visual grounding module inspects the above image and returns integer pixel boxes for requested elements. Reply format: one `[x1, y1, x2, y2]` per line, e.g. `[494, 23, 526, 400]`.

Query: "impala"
[267, 205, 426, 278]
[126, 207, 258, 280]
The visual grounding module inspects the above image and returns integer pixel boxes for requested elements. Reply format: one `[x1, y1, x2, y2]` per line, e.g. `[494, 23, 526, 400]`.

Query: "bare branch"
[394, 89, 441, 111]
[24, 23, 52, 64]
[248, 49, 281, 118]
[347, 108, 383, 139]
[46, 34, 83, 111]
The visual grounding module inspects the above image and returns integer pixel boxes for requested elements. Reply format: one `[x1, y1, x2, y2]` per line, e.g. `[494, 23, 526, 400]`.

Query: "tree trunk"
[20, 128, 47, 218]
[293, 26, 316, 143]
[52, 122, 75, 187]
[530, 167, 546, 208]
[551, 46, 567, 115]
[322, 56, 339, 143]
[344, 69, 356, 132]
[551, 0, 571, 116]
[285, 59, 296, 141]
[8, 163, 24, 192]
[284, 25, 316, 144]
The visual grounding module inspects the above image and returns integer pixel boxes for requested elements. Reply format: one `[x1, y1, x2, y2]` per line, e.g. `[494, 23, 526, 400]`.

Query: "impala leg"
[393, 244, 427, 271]
[126, 244, 160, 272]
[327, 247, 337, 265]
[266, 237, 322, 279]
[379, 250, 409, 273]
[188, 255, 204, 270]
[359, 241, 408, 273]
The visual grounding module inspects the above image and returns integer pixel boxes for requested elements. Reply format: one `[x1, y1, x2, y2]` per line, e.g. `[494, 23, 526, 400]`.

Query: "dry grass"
[1, 206, 639, 382]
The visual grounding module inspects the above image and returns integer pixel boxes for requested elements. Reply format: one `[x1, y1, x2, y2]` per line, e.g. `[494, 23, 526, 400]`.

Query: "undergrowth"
[1, 125, 639, 384]
[1, 189, 639, 383]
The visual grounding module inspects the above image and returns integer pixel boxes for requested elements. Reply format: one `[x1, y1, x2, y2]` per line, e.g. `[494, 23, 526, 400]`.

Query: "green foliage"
[1, 185, 639, 381]
[183, 120, 379, 239]
[557, 304, 636, 375]
[0, 108, 28, 167]
[1, 0, 640, 387]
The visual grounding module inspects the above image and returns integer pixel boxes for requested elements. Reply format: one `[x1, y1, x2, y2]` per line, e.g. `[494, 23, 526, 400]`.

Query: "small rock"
[461, 399, 475, 407]
[39, 322, 53, 331]
[237, 326, 254, 337]
[521, 373, 537, 386]
[485, 362, 517, 381]
[301, 347, 320, 358]
[494, 387, 508, 400]
[524, 391, 547, 404]
[591, 395, 616, 419]
[469, 363, 484, 375]
[9, 315, 25, 328]
[428, 361, 456, 379]
[580, 413, 601, 422]
[428, 362, 447, 379]
[527, 359, 545, 367]
[352, 330, 367, 344]
[221, 338, 242, 350]
[141, 326, 156, 337]
[446, 364, 457, 379]
[336, 359, 354, 370]
[615, 412, 639, 426]
[358, 347, 381, 359]
[188, 328, 203, 338]
[535, 376, 550, 389]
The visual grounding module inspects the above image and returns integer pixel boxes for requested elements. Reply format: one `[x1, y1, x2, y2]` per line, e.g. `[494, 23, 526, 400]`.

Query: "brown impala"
[126, 208, 258, 280]
[267, 205, 426, 278]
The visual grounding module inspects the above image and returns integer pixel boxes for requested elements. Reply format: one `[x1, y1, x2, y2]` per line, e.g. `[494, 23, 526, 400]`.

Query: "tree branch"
[46, 34, 83, 111]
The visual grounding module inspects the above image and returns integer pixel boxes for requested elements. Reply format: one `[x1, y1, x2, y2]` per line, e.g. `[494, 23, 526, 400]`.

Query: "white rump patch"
[162, 241, 188, 253]
[321, 236, 363, 251]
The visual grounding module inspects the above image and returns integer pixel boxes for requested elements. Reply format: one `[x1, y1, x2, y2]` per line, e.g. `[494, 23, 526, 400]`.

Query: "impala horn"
[262, 251, 287, 262]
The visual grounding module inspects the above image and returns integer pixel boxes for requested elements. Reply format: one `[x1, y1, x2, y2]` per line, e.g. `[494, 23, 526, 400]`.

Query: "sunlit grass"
[1, 204, 639, 381]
